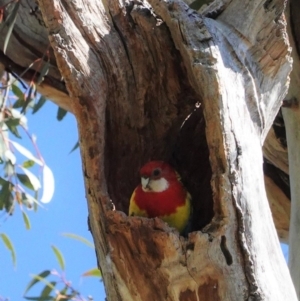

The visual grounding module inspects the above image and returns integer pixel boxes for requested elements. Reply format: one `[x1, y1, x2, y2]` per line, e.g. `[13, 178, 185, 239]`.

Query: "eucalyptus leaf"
[61, 232, 94, 248]
[0, 179, 14, 212]
[69, 141, 79, 154]
[57, 107, 67, 121]
[82, 267, 101, 278]
[23, 160, 35, 168]
[24, 296, 53, 301]
[5, 118, 21, 138]
[40, 165, 54, 203]
[21, 84, 35, 114]
[51, 245, 65, 270]
[0, 233, 16, 267]
[18, 166, 41, 190]
[13, 98, 24, 109]
[32, 96, 47, 114]
[12, 84, 24, 99]
[22, 211, 31, 229]
[37, 61, 50, 85]
[17, 173, 35, 191]
[24, 270, 51, 295]
[40, 281, 56, 299]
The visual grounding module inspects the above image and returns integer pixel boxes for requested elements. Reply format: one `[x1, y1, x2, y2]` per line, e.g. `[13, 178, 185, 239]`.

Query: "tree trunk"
[4, 0, 298, 299]
[0, 0, 294, 243]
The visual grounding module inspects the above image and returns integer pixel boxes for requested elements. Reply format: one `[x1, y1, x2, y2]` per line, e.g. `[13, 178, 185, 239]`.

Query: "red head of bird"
[129, 161, 191, 234]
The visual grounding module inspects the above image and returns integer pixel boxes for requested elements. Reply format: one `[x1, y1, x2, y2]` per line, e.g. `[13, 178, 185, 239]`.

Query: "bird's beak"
[141, 177, 150, 190]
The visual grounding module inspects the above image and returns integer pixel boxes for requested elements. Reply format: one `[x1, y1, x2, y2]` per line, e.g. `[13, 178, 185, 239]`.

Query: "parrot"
[129, 161, 191, 235]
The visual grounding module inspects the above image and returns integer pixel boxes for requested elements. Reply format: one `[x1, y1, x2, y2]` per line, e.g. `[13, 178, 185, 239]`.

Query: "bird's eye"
[152, 168, 161, 177]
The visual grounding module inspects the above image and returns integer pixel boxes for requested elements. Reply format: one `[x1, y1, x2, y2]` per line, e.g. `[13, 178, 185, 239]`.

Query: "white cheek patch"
[149, 178, 169, 192]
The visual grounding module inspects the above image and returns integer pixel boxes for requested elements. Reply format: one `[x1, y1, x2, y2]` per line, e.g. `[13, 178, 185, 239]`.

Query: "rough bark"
[29, 0, 297, 300]
[0, 0, 295, 242]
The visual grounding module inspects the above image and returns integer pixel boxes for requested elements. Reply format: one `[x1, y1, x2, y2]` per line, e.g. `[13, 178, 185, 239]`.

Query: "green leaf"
[5, 118, 21, 138]
[0, 179, 14, 212]
[59, 286, 68, 296]
[61, 233, 94, 248]
[3, 193, 13, 212]
[24, 296, 53, 301]
[51, 245, 65, 270]
[0, 176, 7, 185]
[18, 167, 41, 191]
[82, 267, 101, 278]
[5, 117, 20, 126]
[24, 276, 57, 300]
[21, 84, 35, 114]
[17, 173, 35, 190]
[12, 84, 24, 99]
[3, 1, 20, 54]
[58, 286, 76, 301]
[32, 96, 47, 114]
[37, 61, 50, 85]
[0, 233, 16, 267]
[23, 160, 35, 168]
[22, 211, 31, 230]
[40, 281, 56, 299]
[13, 98, 25, 109]
[33, 87, 37, 98]
[0, 195, 5, 210]
[69, 141, 79, 154]
[57, 107, 67, 121]
[24, 270, 51, 295]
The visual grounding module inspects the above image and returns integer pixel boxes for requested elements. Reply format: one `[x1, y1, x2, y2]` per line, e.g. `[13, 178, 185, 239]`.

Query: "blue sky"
[0, 99, 290, 301]
[0, 101, 105, 300]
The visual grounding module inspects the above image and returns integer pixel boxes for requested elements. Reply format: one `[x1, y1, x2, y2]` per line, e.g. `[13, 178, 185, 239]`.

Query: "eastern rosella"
[129, 161, 191, 234]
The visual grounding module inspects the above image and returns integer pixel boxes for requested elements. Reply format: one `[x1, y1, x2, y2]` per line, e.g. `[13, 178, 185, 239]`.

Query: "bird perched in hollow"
[129, 161, 191, 235]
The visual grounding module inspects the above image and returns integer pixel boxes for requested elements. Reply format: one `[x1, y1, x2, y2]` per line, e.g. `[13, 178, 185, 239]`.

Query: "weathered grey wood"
[0, 0, 295, 299]
[34, 0, 297, 299]
[0, 0, 294, 243]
